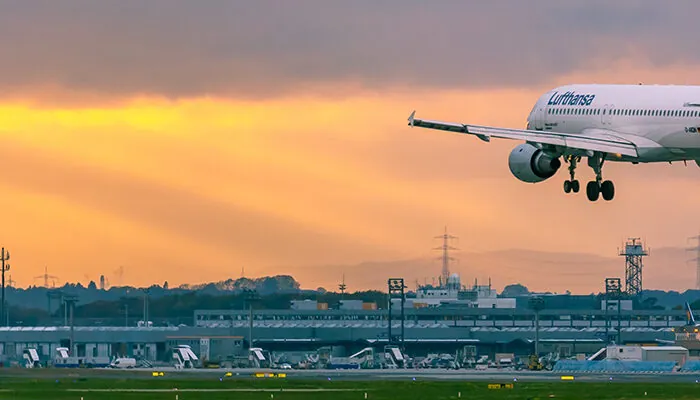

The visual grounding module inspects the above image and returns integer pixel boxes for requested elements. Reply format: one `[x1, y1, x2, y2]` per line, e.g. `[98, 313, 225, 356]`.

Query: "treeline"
[3, 275, 303, 311]
[7, 290, 389, 326]
[4, 276, 700, 327]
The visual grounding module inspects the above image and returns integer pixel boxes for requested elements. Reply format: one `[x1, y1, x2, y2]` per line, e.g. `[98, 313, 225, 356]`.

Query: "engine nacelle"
[508, 143, 561, 183]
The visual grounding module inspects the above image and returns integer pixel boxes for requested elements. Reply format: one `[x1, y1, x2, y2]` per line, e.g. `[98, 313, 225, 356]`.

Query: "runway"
[2, 367, 700, 383]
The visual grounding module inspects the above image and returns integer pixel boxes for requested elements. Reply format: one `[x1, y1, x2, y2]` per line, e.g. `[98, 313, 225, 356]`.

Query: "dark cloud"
[0, 0, 698, 99]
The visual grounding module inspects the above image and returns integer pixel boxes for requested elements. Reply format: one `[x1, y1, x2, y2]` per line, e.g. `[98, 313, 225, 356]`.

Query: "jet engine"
[508, 143, 561, 183]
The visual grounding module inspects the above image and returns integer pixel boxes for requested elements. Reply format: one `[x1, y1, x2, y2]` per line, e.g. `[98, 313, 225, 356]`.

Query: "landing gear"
[563, 156, 580, 194]
[585, 153, 615, 202]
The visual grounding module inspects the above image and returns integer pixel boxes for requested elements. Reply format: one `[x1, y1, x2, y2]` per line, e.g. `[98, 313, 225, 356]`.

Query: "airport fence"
[553, 360, 676, 373]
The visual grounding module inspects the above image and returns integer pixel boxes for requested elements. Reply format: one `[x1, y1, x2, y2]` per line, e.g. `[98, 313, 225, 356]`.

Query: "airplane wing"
[407, 111, 639, 158]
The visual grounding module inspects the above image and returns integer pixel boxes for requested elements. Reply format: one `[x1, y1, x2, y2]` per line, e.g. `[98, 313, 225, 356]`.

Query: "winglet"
[407, 110, 416, 127]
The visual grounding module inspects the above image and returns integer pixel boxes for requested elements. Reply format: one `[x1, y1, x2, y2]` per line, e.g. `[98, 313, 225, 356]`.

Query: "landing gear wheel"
[600, 180, 615, 201]
[586, 181, 600, 202]
[564, 180, 571, 193]
[571, 180, 580, 193]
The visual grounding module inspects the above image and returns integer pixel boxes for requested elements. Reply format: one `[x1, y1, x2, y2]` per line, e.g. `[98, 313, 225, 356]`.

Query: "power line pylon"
[34, 266, 59, 288]
[434, 226, 458, 287]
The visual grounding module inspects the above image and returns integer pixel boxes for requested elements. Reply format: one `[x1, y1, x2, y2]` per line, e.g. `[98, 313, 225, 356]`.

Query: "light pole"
[528, 296, 545, 356]
[0, 248, 10, 326]
[243, 289, 260, 349]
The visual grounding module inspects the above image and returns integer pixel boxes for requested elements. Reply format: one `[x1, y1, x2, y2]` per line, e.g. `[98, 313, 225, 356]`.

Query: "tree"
[501, 284, 529, 297]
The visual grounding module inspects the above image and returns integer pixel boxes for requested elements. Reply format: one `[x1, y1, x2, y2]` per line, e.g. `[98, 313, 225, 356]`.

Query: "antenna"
[688, 234, 700, 290]
[434, 226, 458, 287]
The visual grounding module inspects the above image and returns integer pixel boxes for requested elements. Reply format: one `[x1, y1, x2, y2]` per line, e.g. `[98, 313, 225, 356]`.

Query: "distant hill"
[3, 245, 698, 314]
[279, 247, 691, 294]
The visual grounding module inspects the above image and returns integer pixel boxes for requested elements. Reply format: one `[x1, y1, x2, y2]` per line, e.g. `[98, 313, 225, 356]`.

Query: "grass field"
[0, 377, 698, 399]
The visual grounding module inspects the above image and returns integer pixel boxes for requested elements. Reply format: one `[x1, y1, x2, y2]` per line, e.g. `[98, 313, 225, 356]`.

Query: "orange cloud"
[0, 84, 697, 292]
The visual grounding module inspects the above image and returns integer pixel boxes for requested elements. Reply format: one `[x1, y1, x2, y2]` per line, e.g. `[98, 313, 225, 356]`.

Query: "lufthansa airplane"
[407, 84, 700, 201]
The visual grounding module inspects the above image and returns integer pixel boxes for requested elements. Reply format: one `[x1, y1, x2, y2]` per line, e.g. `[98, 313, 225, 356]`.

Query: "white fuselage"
[526, 84, 700, 162]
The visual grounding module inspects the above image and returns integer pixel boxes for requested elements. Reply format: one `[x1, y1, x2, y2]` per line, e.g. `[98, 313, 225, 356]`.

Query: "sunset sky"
[0, 1, 699, 292]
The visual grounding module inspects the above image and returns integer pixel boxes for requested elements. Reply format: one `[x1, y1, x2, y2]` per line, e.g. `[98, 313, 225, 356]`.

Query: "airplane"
[407, 84, 700, 201]
[672, 301, 700, 334]
[682, 301, 700, 328]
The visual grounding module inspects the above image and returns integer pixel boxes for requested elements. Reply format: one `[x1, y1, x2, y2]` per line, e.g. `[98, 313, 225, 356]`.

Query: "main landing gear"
[563, 153, 615, 201]
[585, 153, 614, 201]
[563, 156, 580, 194]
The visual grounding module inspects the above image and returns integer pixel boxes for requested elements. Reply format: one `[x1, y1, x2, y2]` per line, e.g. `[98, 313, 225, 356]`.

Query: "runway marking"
[67, 388, 367, 392]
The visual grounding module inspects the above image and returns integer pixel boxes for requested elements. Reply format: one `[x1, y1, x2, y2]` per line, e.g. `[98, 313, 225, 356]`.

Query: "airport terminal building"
[0, 304, 686, 367]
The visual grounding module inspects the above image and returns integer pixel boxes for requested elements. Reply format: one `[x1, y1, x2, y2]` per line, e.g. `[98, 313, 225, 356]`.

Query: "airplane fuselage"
[527, 84, 700, 163]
